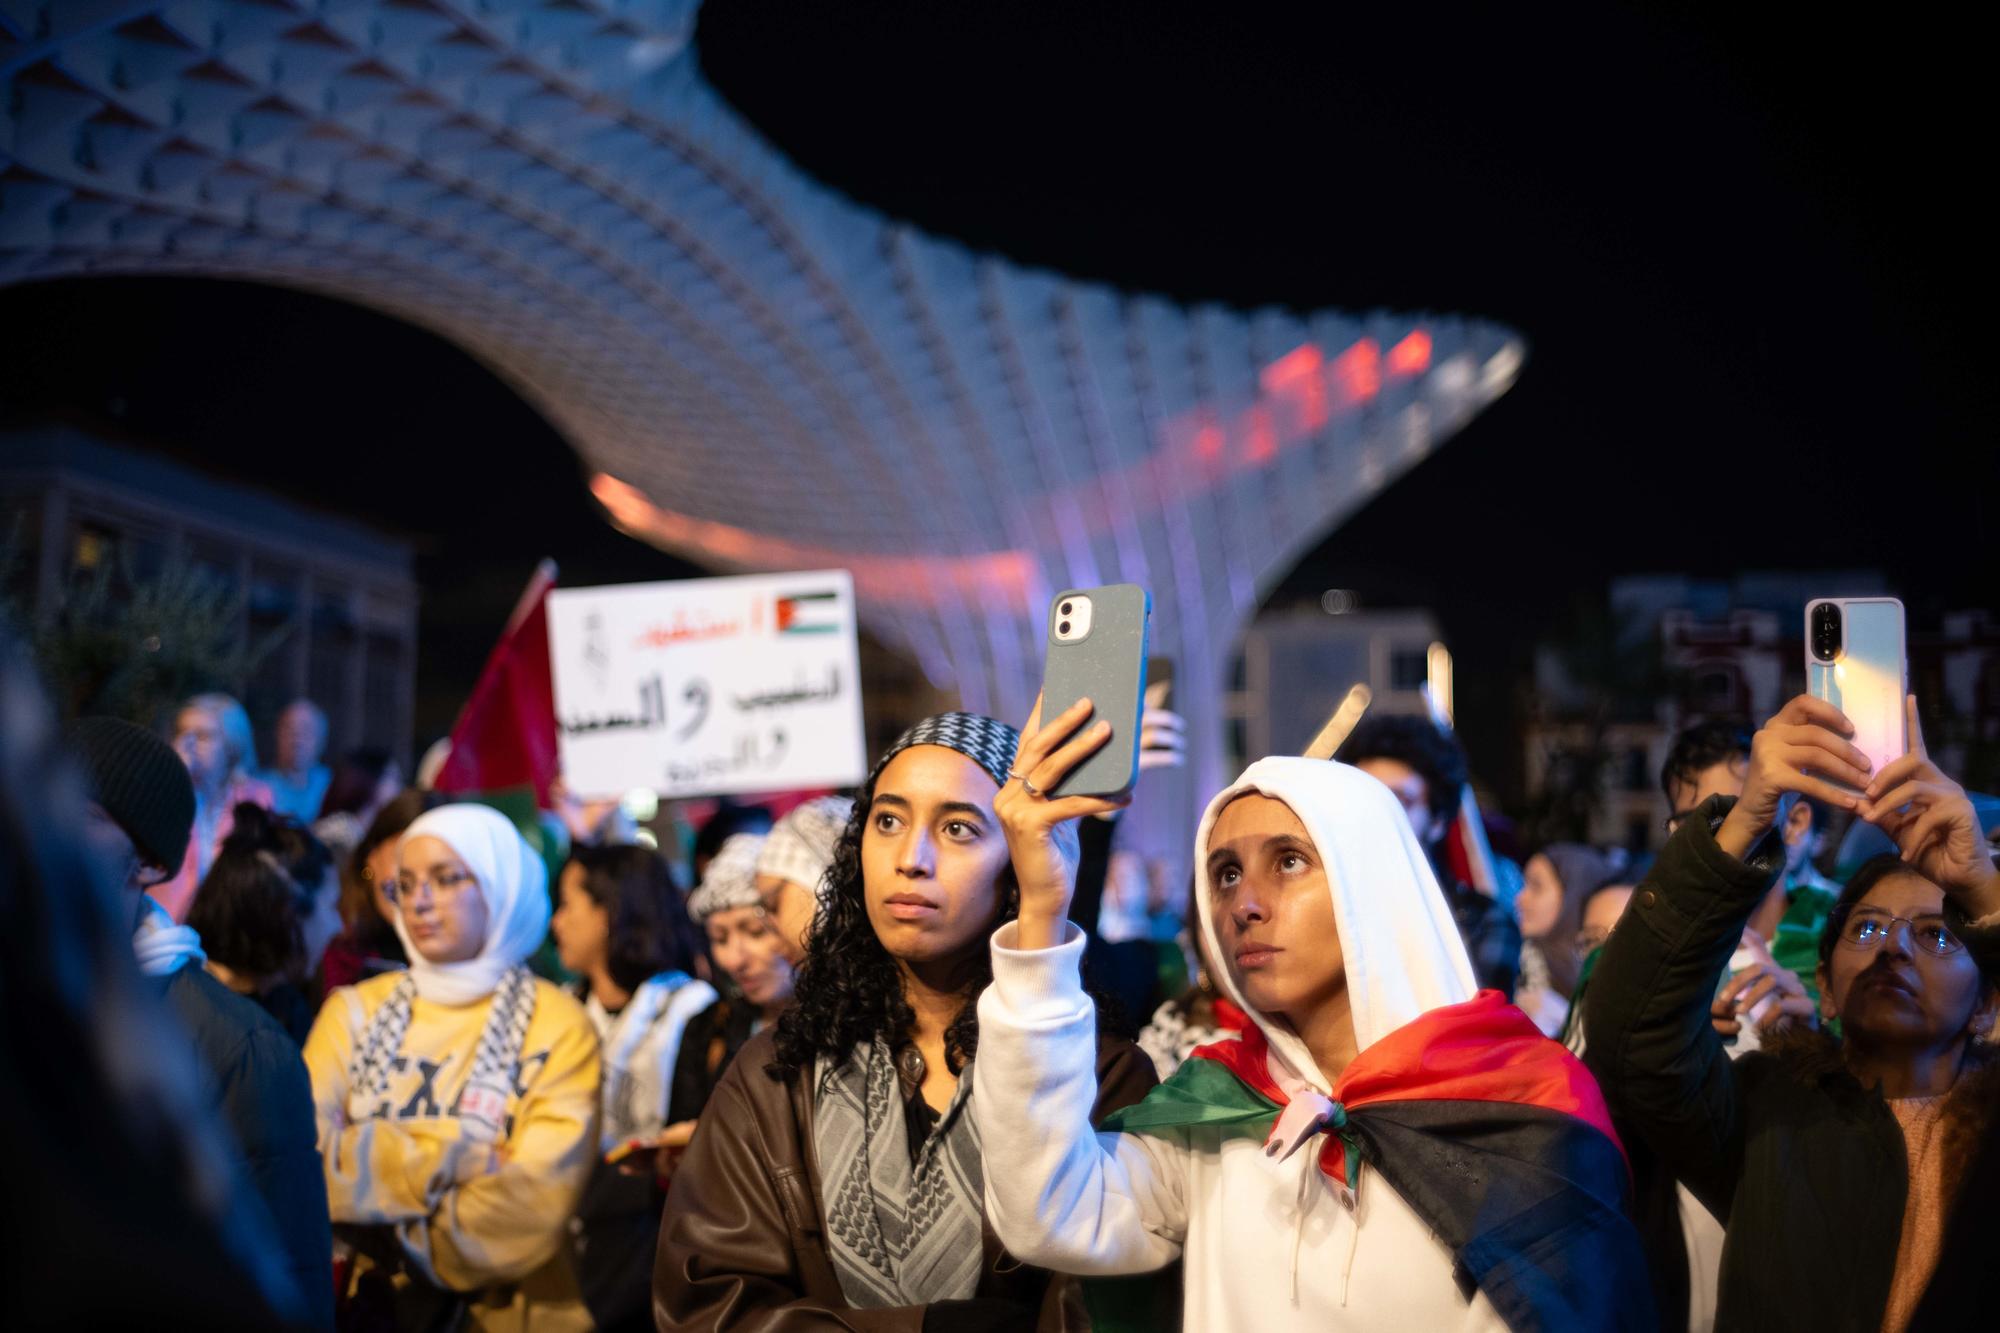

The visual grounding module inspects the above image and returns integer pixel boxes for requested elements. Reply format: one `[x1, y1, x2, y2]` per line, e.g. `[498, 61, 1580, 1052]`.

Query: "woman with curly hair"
[654, 712, 1158, 1331]
[553, 841, 716, 1333]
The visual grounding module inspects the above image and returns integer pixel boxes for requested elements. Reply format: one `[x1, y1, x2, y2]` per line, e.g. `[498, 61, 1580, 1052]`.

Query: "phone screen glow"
[1806, 600, 1907, 782]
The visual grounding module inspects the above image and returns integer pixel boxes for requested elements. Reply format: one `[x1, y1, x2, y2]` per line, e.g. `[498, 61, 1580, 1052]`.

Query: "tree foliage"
[1, 524, 286, 727]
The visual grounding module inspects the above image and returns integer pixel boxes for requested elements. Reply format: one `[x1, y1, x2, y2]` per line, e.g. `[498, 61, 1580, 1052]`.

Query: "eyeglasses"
[1834, 910, 1964, 958]
[386, 866, 477, 907]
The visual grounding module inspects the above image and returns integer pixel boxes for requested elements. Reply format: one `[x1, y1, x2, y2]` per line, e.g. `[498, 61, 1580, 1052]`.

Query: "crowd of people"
[6, 642, 1997, 1333]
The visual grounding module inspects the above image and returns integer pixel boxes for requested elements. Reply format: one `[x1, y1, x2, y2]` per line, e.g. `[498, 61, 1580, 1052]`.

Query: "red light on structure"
[589, 472, 1034, 609]
[1387, 329, 1432, 376]
[1260, 343, 1323, 391]
[1196, 421, 1225, 460]
[1260, 342, 1328, 432]
[1331, 338, 1382, 405]
[1243, 406, 1277, 463]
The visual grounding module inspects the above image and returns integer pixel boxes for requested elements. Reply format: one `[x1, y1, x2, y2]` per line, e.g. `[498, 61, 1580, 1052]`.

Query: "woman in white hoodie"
[977, 699, 1654, 1332]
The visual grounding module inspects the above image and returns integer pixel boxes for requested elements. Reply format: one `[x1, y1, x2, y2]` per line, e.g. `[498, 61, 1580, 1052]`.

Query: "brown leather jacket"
[653, 1028, 1158, 1331]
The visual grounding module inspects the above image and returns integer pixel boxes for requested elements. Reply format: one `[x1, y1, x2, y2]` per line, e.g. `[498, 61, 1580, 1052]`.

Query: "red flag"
[434, 560, 559, 807]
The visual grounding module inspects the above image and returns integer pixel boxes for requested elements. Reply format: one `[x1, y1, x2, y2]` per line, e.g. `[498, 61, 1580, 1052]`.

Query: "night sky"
[2, 1, 1991, 794]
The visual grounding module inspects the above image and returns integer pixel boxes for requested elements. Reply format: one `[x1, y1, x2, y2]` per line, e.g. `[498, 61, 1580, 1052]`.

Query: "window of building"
[307, 587, 357, 732]
[1390, 646, 1429, 692]
[362, 630, 405, 751]
[245, 562, 303, 732]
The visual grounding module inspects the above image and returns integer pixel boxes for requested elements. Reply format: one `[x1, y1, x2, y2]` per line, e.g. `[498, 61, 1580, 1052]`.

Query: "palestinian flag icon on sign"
[776, 589, 842, 634]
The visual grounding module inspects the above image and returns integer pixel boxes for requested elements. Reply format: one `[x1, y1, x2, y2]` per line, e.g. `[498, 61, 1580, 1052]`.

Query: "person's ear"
[1817, 964, 1839, 1027]
[1970, 986, 2000, 1045]
[1784, 799, 1813, 848]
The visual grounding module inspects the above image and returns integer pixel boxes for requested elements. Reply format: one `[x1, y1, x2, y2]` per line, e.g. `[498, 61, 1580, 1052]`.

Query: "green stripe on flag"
[1099, 1053, 1280, 1138]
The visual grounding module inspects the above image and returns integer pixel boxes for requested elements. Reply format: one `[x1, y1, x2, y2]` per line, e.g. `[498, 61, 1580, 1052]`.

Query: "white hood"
[1193, 756, 1476, 1093]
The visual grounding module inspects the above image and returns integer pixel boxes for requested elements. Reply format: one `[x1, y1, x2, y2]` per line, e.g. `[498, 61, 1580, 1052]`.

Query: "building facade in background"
[1226, 604, 1445, 766]
[1, 423, 418, 764]
[1525, 573, 1998, 852]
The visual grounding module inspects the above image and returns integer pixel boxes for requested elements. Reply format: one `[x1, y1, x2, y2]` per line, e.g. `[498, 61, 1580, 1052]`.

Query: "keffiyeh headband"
[865, 712, 1077, 864]
[872, 712, 1023, 789]
[757, 797, 855, 899]
[686, 831, 767, 923]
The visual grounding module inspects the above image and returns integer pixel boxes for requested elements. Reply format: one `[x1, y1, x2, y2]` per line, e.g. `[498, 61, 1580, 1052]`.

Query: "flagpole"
[1422, 667, 1499, 897]
[502, 558, 558, 637]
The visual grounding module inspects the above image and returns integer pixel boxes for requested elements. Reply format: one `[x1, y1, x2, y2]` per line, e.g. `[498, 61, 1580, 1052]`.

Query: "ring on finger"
[1008, 769, 1045, 799]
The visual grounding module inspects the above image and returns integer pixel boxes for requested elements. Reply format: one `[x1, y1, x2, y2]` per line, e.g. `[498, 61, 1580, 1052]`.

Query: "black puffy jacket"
[1584, 797, 1998, 1333]
[159, 963, 334, 1330]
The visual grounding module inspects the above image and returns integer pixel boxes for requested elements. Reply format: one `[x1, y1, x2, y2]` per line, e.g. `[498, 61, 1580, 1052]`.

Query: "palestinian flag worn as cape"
[1098, 990, 1656, 1333]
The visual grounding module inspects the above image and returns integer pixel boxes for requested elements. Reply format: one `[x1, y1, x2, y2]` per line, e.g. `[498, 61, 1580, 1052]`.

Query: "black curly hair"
[1339, 714, 1469, 830]
[566, 842, 695, 992]
[768, 779, 1018, 1081]
[1659, 718, 1751, 806]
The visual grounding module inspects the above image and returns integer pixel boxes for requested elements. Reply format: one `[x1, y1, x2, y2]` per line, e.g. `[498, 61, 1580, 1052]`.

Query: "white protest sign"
[547, 570, 867, 799]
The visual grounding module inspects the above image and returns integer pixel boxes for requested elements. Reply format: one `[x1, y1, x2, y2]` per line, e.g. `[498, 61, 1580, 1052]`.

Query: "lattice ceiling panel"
[0, 0, 1522, 795]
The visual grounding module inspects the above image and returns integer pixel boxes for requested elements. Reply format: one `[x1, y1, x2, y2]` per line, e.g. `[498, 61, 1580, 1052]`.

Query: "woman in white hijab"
[976, 701, 1652, 1332]
[304, 803, 601, 1330]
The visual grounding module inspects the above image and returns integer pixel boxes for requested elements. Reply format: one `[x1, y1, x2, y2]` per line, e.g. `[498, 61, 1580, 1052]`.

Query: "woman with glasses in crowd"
[304, 803, 600, 1330]
[1587, 695, 2000, 1333]
[318, 789, 439, 990]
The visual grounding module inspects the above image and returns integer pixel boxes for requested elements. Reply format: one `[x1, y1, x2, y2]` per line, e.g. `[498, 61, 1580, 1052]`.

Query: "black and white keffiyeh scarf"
[345, 964, 538, 1142]
[813, 1041, 985, 1308]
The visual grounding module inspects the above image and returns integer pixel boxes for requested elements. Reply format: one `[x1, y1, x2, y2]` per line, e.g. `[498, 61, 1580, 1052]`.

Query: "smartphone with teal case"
[1805, 597, 1907, 787]
[1040, 584, 1152, 798]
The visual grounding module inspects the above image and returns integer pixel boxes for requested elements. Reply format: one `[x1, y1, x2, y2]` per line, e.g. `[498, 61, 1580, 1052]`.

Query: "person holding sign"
[654, 713, 1156, 1330]
[304, 804, 601, 1330]
[975, 701, 1652, 1332]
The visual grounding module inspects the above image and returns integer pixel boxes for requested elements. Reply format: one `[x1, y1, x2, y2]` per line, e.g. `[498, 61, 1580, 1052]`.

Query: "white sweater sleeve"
[974, 921, 1189, 1276]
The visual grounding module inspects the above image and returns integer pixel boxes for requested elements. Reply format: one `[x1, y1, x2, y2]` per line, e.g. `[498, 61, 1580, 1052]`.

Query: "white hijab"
[1194, 756, 1475, 1093]
[390, 803, 550, 1006]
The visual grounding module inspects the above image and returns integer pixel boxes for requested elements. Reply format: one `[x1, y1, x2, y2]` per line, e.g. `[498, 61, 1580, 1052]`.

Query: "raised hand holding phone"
[998, 694, 1131, 950]
[1859, 696, 2000, 919]
[1805, 597, 1907, 787]
[1038, 585, 1151, 798]
[1716, 694, 1872, 860]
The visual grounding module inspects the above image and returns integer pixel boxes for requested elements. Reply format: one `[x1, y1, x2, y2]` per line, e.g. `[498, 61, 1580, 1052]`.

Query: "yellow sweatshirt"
[303, 972, 601, 1296]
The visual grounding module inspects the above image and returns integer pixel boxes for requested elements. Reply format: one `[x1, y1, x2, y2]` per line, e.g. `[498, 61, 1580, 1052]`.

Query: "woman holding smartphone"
[653, 713, 1156, 1330]
[976, 700, 1651, 1332]
[1586, 695, 2000, 1333]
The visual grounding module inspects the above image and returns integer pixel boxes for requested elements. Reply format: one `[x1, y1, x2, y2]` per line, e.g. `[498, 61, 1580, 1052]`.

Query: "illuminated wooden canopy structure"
[0, 0, 1522, 804]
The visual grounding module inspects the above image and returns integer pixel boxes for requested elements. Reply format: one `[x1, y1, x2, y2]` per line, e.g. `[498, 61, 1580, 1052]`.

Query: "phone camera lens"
[1811, 604, 1842, 661]
[1058, 620, 1071, 636]
[1059, 601, 1073, 615]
